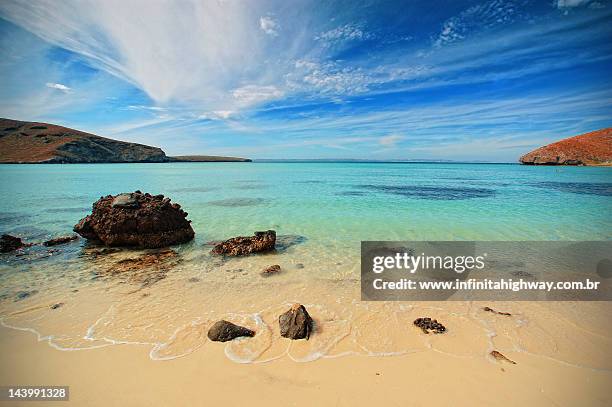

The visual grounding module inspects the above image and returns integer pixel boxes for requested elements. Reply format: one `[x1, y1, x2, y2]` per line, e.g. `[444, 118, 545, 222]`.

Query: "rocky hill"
[0, 118, 250, 164]
[0, 118, 169, 163]
[519, 128, 612, 166]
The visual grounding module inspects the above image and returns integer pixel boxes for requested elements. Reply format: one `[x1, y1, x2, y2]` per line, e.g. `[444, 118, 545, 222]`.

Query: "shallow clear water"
[1, 162, 611, 242]
[0, 163, 611, 364]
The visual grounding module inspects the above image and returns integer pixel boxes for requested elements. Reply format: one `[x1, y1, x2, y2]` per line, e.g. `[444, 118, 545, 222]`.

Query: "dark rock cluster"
[74, 191, 194, 249]
[211, 230, 276, 256]
[414, 317, 446, 334]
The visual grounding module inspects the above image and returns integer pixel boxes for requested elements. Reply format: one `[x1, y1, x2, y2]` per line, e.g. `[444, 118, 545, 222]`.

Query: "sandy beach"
[2, 299, 612, 407]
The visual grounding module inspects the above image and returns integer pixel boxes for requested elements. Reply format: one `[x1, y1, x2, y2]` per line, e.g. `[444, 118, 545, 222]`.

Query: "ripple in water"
[353, 184, 496, 200]
[531, 182, 612, 197]
[206, 198, 266, 207]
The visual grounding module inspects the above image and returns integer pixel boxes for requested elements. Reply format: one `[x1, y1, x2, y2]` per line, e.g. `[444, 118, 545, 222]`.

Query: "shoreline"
[2, 316, 611, 406]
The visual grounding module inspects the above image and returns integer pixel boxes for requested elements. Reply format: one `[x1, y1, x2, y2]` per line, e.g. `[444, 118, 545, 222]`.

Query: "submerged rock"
[207, 320, 255, 342]
[100, 249, 180, 288]
[43, 235, 78, 246]
[279, 303, 313, 340]
[413, 317, 446, 334]
[1, 234, 27, 252]
[211, 230, 276, 256]
[261, 264, 281, 277]
[15, 290, 38, 301]
[74, 191, 194, 248]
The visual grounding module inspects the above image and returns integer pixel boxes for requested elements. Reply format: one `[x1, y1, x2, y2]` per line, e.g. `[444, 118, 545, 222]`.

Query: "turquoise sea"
[0, 163, 611, 363]
[1, 162, 611, 243]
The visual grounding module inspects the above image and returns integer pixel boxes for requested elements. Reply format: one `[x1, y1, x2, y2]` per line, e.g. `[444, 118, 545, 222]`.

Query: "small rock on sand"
[483, 306, 511, 316]
[414, 317, 446, 334]
[490, 350, 516, 364]
[207, 320, 255, 342]
[279, 303, 313, 340]
[261, 264, 281, 277]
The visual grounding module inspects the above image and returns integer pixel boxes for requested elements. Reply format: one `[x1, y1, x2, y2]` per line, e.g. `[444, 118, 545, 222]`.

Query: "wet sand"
[1, 320, 611, 407]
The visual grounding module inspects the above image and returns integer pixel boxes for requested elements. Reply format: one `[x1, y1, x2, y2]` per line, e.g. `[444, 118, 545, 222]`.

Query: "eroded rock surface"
[211, 230, 276, 256]
[74, 191, 194, 248]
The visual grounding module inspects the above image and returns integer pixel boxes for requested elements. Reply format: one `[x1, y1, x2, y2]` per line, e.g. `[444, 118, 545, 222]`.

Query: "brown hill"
[0, 118, 250, 164]
[0, 118, 168, 163]
[519, 128, 612, 166]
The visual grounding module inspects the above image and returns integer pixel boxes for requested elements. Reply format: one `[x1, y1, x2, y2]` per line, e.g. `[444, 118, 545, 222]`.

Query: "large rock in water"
[211, 230, 276, 256]
[0, 234, 27, 252]
[279, 304, 313, 340]
[519, 128, 612, 166]
[74, 191, 194, 248]
[207, 320, 255, 342]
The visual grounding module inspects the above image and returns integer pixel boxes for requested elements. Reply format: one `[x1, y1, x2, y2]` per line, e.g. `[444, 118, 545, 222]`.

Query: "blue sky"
[0, 0, 611, 161]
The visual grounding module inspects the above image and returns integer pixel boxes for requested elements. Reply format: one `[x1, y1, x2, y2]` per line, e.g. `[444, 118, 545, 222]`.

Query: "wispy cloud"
[259, 16, 279, 36]
[45, 82, 71, 92]
[379, 134, 405, 146]
[0, 0, 610, 160]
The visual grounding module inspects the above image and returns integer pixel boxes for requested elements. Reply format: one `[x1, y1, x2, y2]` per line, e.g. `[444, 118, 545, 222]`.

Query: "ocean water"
[0, 163, 611, 365]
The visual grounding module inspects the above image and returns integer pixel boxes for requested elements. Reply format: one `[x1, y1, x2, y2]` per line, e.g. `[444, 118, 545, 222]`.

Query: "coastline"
[2, 303, 611, 407]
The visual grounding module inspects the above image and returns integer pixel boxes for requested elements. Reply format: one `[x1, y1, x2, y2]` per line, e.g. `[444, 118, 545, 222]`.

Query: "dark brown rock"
[43, 235, 78, 246]
[73, 191, 194, 248]
[1, 234, 28, 252]
[211, 230, 276, 256]
[207, 320, 255, 342]
[414, 317, 446, 334]
[279, 303, 313, 340]
[261, 264, 281, 277]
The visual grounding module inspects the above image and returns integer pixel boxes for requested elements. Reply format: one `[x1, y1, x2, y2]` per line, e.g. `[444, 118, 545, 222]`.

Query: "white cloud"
[379, 134, 405, 146]
[232, 85, 283, 105]
[198, 110, 235, 120]
[259, 16, 279, 36]
[433, 0, 526, 48]
[556, 0, 593, 7]
[315, 23, 372, 46]
[126, 105, 165, 111]
[45, 82, 71, 92]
